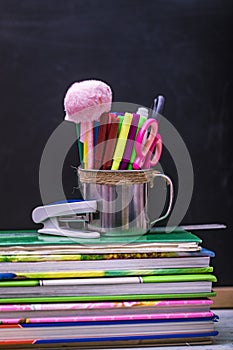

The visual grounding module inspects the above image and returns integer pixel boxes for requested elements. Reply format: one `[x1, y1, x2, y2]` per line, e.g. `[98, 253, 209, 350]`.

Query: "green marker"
[0, 280, 39, 287]
[117, 115, 124, 135]
[76, 124, 83, 164]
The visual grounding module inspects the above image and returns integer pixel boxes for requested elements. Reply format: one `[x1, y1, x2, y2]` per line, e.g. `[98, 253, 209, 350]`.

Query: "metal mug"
[78, 168, 173, 236]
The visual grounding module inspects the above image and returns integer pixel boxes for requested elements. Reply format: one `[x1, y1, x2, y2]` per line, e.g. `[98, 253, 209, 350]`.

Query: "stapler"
[32, 200, 101, 239]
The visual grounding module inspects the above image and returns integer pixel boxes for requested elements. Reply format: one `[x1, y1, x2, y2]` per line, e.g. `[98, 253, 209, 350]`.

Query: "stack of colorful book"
[0, 229, 218, 348]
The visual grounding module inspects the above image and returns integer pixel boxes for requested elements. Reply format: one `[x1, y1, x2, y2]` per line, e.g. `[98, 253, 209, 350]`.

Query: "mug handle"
[150, 173, 174, 226]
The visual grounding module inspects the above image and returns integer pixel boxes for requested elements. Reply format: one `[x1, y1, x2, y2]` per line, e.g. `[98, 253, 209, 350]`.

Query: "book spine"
[0, 291, 217, 304]
[0, 311, 214, 325]
[0, 299, 213, 313]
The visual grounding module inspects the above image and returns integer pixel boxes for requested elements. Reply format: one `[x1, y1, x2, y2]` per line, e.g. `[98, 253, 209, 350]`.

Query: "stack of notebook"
[0, 229, 218, 348]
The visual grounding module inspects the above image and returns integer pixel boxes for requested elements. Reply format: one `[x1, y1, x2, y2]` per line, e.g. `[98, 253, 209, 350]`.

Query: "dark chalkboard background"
[0, 0, 232, 285]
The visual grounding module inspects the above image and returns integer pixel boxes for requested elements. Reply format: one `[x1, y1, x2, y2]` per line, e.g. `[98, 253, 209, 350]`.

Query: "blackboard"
[0, 0, 232, 285]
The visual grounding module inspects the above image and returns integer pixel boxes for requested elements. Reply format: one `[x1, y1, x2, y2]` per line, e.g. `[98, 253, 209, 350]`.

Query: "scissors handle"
[133, 119, 159, 170]
[144, 133, 162, 169]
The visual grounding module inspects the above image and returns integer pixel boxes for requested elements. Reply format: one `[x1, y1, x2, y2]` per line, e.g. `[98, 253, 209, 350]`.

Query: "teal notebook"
[0, 267, 214, 280]
[0, 229, 202, 246]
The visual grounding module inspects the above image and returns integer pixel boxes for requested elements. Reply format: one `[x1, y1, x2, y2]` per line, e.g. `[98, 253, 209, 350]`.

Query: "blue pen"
[94, 121, 100, 149]
[152, 95, 165, 119]
[0, 273, 16, 280]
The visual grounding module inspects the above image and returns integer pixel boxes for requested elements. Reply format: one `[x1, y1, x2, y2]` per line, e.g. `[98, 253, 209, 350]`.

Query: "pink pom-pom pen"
[64, 80, 112, 169]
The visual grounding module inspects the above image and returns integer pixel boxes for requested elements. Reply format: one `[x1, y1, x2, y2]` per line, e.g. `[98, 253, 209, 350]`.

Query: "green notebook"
[0, 292, 216, 304]
[0, 273, 217, 287]
[0, 229, 202, 246]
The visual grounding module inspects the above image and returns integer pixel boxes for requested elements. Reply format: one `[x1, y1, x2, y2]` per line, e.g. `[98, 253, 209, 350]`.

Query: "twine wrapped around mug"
[78, 167, 162, 187]
[77, 167, 174, 233]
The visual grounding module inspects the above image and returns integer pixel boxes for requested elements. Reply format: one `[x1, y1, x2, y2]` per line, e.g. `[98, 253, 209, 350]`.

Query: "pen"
[75, 124, 83, 164]
[127, 115, 147, 170]
[0, 273, 16, 280]
[64, 80, 112, 170]
[80, 122, 88, 169]
[120, 113, 140, 170]
[111, 113, 133, 170]
[86, 121, 94, 169]
[152, 95, 165, 118]
[102, 114, 120, 170]
[94, 113, 109, 169]
[94, 121, 100, 149]
[117, 115, 124, 135]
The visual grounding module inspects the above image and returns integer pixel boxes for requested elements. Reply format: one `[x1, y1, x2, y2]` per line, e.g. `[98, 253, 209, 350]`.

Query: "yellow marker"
[111, 113, 133, 170]
[83, 129, 88, 169]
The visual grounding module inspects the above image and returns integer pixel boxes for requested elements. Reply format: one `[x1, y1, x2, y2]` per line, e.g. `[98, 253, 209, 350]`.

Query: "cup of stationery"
[32, 110, 174, 238]
[77, 167, 173, 236]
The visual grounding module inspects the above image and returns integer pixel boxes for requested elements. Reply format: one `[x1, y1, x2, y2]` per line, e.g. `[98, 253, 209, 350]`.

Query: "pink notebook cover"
[0, 311, 215, 325]
[0, 299, 213, 313]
